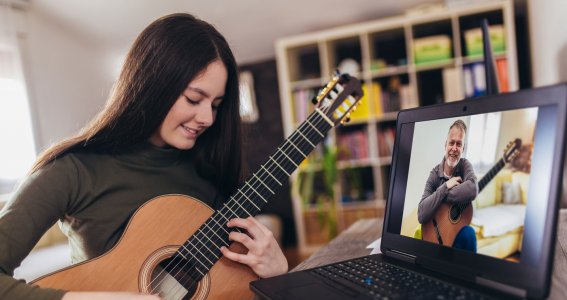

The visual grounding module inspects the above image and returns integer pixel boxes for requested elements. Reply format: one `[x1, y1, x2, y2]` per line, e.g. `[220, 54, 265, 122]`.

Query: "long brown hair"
[30, 13, 243, 197]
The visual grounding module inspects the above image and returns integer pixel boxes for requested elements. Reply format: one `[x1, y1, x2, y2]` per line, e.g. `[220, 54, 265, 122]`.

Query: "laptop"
[250, 83, 567, 299]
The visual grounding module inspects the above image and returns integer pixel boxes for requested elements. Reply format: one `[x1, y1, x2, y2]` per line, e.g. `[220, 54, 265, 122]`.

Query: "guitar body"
[30, 73, 365, 299]
[421, 139, 522, 247]
[32, 195, 257, 299]
[422, 203, 473, 247]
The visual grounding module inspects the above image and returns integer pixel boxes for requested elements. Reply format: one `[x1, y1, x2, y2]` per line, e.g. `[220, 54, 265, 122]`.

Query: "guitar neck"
[173, 110, 333, 278]
[478, 158, 506, 192]
[453, 157, 506, 212]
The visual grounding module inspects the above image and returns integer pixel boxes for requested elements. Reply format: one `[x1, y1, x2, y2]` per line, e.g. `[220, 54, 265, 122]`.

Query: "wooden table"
[292, 210, 567, 299]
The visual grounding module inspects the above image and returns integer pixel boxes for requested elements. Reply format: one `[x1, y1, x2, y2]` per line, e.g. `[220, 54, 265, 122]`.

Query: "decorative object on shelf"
[238, 71, 259, 123]
[338, 58, 360, 76]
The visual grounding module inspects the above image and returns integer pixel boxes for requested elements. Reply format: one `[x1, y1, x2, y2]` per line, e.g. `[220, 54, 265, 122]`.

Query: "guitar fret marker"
[305, 119, 324, 137]
[203, 222, 229, 246]
[223, 203, 239, 218]
[237, 190, 260, 210]
[176, 251, 187, 260]
[187, 239, 214, 266]
[193, 234, 218, 264]
[233, 199, 252, 217]
[217, 209, 244, 234]
[181, 244, 208, 269]
[210, 214, 230, 235]
[287, 140, 307, 158]
[253, 173, 275, 195]
[315, 108, 334, 126]
[199, 227, 224, 248]
[269, 156, 290, 176]
[278, 147, 298, 167]
[246, 181, 267, 203]
[296, 130, 315, 148]
[261, 164, 282, 186]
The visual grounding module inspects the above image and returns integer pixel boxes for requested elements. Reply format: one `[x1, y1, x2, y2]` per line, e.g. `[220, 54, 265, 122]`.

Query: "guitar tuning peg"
[311, 96, 319, 105]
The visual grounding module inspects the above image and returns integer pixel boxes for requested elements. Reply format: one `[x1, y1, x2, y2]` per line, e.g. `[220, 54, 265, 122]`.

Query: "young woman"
[0, 13, 287, 300]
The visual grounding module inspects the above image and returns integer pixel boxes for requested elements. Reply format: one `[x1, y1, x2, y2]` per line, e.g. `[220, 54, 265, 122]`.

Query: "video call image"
[400, 107, 538, 262]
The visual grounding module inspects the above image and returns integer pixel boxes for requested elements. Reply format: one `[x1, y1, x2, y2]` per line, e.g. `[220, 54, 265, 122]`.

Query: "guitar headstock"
[311, 71, 364, 126]
[503, 138, 522, 163]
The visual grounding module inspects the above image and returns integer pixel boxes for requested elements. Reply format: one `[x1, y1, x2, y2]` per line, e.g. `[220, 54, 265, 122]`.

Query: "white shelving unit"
[275, 0, 518, 254]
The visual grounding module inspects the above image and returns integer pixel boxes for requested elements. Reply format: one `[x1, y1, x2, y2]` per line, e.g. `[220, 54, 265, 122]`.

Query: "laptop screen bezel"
[381, 84, 567, 299]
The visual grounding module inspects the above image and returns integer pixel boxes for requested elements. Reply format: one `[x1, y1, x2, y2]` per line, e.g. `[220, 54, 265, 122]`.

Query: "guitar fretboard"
[478, 158, 505, 191]
[166, 109, 333, 282]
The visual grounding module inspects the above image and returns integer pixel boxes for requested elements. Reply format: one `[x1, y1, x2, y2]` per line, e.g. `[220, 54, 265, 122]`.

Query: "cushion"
[502, 181, 522, 204]
[511, 171, 530, 204]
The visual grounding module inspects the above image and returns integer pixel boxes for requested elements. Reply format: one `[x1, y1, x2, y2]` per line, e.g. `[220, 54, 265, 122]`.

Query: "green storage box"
[464, 25, 506, 57]
[413, 35, 452, 65]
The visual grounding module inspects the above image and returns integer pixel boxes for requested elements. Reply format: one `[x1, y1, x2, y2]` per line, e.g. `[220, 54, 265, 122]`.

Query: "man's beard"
[446, 155, 460, 167]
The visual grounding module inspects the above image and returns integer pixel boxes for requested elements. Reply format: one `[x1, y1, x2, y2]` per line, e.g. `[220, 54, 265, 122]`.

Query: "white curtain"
[0, 1, 36, 190]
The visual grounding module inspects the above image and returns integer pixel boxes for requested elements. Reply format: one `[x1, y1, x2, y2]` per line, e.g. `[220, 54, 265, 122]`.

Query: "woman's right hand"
[62, 292, 162, 300]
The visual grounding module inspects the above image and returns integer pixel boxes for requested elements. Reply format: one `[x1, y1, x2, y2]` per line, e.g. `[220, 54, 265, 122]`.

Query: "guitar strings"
[147, 111, 327, 298]
[148, 82, 346, 298]
[154, 84, 345, 298]
[156, 83, 347, 298]
[147, 108, 328, 298]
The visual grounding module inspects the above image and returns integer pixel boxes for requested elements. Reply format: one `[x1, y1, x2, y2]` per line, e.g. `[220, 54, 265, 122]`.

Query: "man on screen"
[418, 119, 478, 252]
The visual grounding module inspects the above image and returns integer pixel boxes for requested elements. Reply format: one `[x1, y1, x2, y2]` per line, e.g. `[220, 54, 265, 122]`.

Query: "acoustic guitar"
[31, 72, 363, 299]
[421, 138, 522, 247]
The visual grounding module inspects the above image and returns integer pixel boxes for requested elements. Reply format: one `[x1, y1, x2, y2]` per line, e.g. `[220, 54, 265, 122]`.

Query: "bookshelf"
[275, 0, 518, 254]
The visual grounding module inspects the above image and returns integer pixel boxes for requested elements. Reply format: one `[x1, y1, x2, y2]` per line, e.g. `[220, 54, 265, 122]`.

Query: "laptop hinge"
[385, 249, 416, 264]
[475, 276, 527, 298]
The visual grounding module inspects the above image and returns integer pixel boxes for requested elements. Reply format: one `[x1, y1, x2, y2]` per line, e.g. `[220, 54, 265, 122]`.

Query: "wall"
[20, 7, 111, 151]
[528, 0, 567, 86]
[239, 60, 296, 246]
[528, 0, 567, 208]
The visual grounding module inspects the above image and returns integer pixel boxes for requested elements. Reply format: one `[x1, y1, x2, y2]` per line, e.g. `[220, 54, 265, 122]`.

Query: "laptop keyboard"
[311, 257, 493, 300]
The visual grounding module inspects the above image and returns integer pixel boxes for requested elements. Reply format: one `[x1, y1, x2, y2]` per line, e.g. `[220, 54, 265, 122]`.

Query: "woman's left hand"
[220, 216, 288, 278]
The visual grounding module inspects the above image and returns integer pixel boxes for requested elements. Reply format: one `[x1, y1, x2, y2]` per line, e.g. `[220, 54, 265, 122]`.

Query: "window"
[466, 112, 501, 173]
[0, 4, 36, 194]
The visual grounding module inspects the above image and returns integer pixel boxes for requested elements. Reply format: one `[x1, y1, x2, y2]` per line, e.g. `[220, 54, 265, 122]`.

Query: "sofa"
[471, 168, 529, 260]
[402, 168, 529, 262]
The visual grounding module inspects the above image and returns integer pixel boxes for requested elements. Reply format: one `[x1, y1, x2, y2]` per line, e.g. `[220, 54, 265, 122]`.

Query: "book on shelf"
[399, 85, 417, 109]
[337, 130, 369, 161]
[377, 127, 396, 157]
[349, 83, 371, 121]
[463, 62, 489, 98]
[373, 82, 383, 116]
[292, 88, 316, 125]
[442, 67, 464, 102]
[496, 58, 509, 92]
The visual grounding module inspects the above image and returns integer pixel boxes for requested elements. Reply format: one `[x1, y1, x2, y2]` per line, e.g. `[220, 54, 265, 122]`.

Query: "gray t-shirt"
[418, 157, 478, 224]
[0, 143, 223, 300]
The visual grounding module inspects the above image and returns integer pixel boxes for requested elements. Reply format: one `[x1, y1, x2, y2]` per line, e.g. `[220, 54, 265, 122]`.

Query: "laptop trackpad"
[278, 282, 360, 300]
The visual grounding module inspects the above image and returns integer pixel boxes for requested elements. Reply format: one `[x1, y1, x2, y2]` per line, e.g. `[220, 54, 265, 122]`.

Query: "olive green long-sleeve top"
[0, 143, 223, 300]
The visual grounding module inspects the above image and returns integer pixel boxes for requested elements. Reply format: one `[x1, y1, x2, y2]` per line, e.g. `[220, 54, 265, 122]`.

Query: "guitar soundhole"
[141, 246, 210, 300]
[149, 257, 199, 300]
[449, 205, 461, 223]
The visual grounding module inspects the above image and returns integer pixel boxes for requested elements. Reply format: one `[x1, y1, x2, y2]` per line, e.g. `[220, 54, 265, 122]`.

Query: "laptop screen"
[399, 107, 537, 262]
[381, 84, 566, 298]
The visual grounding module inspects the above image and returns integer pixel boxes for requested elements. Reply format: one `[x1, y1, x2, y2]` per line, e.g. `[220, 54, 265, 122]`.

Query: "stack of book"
[337, 130, 369, 161]
[377, 127, 396, 157]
